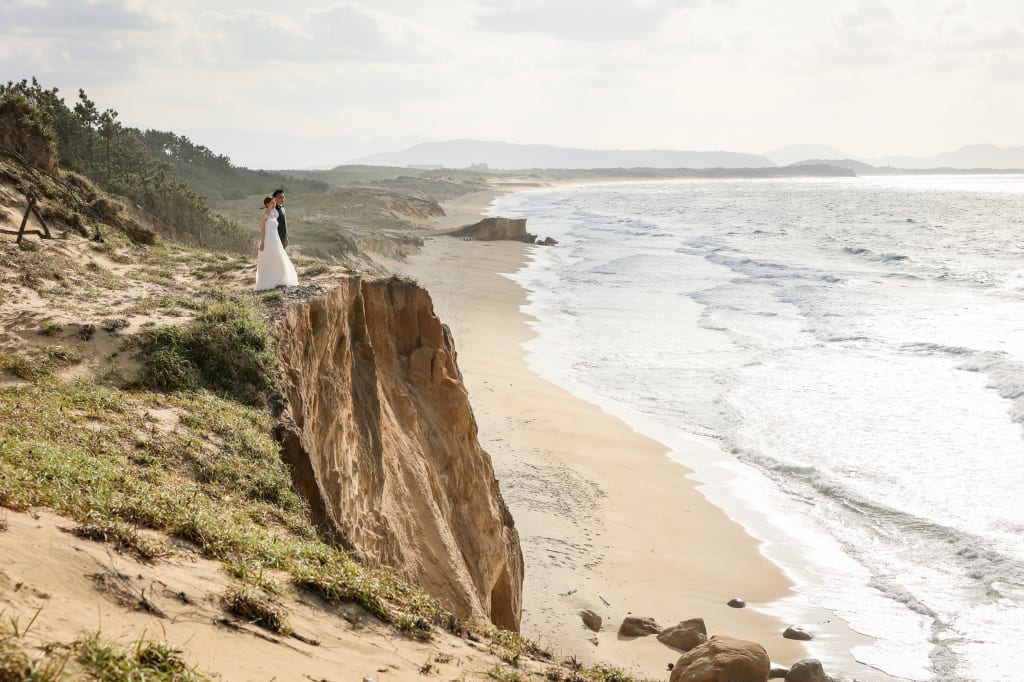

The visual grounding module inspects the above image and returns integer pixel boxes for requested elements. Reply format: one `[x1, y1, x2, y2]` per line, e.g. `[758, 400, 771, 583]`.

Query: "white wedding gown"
[254, 211, 299, 291]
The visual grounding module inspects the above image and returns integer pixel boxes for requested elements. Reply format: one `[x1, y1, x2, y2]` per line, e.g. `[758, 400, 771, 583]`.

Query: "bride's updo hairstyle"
[263, 196, 274, 208]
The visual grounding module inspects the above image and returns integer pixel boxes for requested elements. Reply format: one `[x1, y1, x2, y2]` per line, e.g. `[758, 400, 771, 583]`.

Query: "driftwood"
[10, 192, 51, 243]
[0, 144, 103, 241]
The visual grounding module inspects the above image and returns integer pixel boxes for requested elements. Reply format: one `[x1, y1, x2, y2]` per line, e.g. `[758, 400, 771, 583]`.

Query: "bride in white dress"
[254, 196, 299, 291]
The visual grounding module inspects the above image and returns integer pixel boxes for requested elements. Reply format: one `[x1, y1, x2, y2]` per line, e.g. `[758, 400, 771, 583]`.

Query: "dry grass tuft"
[221, 586, 290, 634]
[71, 516, 170, 562]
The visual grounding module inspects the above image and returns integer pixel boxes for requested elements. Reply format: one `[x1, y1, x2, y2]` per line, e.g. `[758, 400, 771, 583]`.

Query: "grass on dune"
[131, 298, 277, 406]
[0, 376, 453, 637]
[0, 240, 122, 301]
[0, 289, 455, 639]
[0, 275, 654, 680]
[0, 344, 84, 381]
[76, 634, 209, 681]
[0, 611, 212, 681]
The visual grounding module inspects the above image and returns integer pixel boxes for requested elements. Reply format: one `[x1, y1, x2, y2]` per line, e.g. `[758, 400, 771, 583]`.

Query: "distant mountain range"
[772, 143, 1024, 170]
[352, 140, 1024, 172]
[179, 128, 421, 171]
[178, 131, 1024, 172]
[766, 144, 856, 166]
[870, 144, 1024, 169]
[351, 140, 774, 170]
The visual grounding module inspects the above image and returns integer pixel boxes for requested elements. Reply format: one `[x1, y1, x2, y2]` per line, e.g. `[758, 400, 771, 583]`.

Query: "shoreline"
[402, 191, 815, 674]
[403, 237, 807, 672]
[402, 186, 902, 680]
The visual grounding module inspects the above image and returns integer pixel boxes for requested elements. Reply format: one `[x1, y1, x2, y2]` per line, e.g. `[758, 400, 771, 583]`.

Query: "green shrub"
[0, 90, 57, 171]
[134, 299, 276, 405]
[135, 346, 202, 392]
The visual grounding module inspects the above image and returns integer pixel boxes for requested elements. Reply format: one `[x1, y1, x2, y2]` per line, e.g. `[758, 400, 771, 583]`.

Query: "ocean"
[491, 176, 1024, 682]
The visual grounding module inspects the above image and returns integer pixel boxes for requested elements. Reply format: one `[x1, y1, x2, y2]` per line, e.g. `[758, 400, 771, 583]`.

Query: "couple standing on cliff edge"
[254, 188, 299, 292]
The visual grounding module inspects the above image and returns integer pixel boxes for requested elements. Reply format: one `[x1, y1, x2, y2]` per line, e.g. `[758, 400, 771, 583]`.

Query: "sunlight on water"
[858, 174, 1024, 194]
[497, 176, 1024, 682]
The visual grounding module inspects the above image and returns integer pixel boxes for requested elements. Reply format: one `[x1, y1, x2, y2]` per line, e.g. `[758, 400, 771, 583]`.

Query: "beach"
[402, 195, 817, 674]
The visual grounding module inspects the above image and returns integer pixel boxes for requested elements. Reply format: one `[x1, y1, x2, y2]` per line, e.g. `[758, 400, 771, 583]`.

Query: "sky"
[3, 0, 1023, 161]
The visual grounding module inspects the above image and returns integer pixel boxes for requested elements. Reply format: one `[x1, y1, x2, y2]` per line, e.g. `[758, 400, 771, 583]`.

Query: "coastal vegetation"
[0, 95, 656, 679]
[0, 342, 455, 637]
[132, 298, 278, 405]
[0, 276, 653, 681]
[0, 615, 212, 682]
[0, 79, 322, 252]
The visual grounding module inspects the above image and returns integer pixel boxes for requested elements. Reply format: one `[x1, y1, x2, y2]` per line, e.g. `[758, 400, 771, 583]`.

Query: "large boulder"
[669, 636, 770, 682]
[657, 618, 708, 652]
[618, 616, 662, 637]
[786, 659, 831, 682]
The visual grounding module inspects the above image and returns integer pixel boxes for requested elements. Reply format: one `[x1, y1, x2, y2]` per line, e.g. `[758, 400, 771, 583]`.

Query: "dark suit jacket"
[275, 204, 287, 244]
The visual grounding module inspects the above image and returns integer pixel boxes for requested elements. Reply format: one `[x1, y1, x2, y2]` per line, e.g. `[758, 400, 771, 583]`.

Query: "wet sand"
[402, 232, 811, 675]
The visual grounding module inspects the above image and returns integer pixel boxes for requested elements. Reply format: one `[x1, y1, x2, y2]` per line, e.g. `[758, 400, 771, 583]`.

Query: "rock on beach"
[656, 618, 708, 652]
[618, 616, 662, 637]
[785, 658, 834, 682]
[783, 626, 813, 641]
[669, 636, 770, 682]
[580, 609, 602, 632]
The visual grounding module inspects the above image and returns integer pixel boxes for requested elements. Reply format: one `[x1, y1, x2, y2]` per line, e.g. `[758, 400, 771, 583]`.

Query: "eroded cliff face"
[274, 276, 523, 631]
[448, 217, 536, 242]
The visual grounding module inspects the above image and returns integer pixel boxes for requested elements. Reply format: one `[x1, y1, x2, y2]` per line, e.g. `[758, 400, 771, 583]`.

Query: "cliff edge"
[274, 276, 524, 631]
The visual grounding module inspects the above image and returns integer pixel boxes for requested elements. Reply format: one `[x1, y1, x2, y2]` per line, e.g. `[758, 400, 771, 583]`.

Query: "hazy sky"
[3, 0, 1023, 158]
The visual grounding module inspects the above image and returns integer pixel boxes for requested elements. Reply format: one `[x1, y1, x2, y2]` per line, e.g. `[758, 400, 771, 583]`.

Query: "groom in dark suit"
[272, 189, 288, 248]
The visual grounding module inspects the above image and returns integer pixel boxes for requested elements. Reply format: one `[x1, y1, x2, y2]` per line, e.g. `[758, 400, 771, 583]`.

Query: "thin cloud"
[1, 0, 1022, 158]
[473, 0, 695, 42]
[0, 0, 156, 34]
[203, 3, 434, 65]
[839, 0, 896, 28]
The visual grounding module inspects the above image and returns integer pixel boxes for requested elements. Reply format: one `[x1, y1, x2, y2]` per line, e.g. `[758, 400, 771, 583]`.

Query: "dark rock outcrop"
[447, 217, 535, 242]
[770, 664, 790, 679]
[618, 616, 662, 637]
[274, 276, 524, 630]
[657, 618, 708, 652]
[670, 636, 770, 682]
[727, 598, 746, 608]
[783, 626, 813, 641]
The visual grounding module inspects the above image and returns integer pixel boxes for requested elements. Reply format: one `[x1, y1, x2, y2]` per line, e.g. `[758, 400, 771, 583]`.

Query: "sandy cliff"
[273, 276, 524, 631]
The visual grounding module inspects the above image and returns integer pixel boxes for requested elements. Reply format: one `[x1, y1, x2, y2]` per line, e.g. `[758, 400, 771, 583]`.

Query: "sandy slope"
[0, 509, 522, 681]
[0, 229, 539, 681]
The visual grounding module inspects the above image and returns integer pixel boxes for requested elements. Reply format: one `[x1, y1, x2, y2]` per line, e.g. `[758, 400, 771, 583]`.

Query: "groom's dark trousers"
[275, 205, 288, 246]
